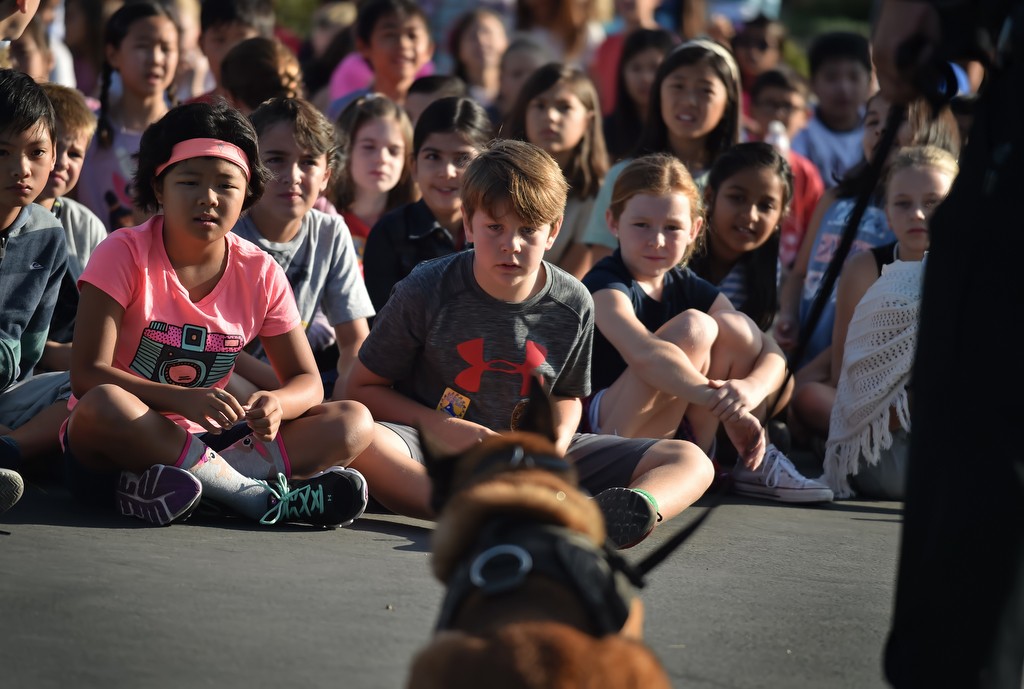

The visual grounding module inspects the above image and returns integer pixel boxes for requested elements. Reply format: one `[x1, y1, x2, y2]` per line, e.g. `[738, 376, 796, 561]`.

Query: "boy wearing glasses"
[749, 66, 823, 269]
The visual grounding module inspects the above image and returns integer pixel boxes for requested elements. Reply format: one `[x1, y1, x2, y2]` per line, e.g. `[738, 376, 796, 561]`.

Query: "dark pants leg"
[884, 23, 1024, 689]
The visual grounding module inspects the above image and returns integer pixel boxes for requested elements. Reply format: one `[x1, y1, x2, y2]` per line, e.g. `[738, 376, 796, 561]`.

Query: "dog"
[405, 380, 672, 689]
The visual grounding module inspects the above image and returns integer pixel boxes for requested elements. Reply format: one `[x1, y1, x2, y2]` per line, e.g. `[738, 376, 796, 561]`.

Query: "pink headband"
[154, 138, 251, 180]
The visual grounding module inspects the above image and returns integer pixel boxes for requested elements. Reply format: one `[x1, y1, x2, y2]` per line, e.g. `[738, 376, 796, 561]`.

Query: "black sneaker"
[261, 467, 368, 528]
[594, 487, 661, 549]
[117, 465, 203, 526]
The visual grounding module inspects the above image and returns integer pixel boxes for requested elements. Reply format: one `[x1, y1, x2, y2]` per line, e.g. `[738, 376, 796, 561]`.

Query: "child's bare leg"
[706, 310, 762, 382]
[789, 381, 835, 441]
[68, 385, 191, 472]
[600, 309, 717, 440]
[348, 423, 433, 520]
[628, 439, 715, 520]
[3, 401, 69, 473]
[69, 385, 325, 523]
[698, 311, 775, 462]
[276, 400, 374, 478]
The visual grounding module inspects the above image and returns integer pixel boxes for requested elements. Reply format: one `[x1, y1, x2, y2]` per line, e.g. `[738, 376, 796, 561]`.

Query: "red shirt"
[780, 150, 825, 269]
[592, 33, 625, 116]
[341, 210, 371, 263]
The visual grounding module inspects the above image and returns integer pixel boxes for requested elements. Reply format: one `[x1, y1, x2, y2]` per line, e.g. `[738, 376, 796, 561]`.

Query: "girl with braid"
[76, 1, 180, 232]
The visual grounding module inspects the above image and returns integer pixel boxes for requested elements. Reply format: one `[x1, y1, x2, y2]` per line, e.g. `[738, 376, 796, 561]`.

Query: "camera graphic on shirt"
[129, 322, 244, 387]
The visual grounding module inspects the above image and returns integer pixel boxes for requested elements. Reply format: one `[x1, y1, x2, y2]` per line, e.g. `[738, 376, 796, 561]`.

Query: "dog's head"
[421, 377, 606, 582]
[411, 380, 673, 689]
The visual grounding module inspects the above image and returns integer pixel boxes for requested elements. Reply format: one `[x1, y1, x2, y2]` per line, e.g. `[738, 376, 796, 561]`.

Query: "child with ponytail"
[76, 1, 180, 232]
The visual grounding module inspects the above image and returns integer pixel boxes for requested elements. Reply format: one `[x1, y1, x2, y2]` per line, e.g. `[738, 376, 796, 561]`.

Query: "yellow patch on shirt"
[437, 387, 470, 419]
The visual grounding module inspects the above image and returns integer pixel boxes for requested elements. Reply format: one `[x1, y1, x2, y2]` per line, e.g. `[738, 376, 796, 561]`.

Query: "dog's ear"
[419, 426, 458, 514]
[515, 376, 557, 443]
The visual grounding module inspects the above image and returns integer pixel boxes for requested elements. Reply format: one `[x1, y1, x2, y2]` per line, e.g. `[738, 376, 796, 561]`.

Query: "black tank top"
[871, 241, 898, 274]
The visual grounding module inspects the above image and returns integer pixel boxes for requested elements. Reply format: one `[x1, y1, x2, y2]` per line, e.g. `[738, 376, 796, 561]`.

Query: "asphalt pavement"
[0, 470, 904, 689]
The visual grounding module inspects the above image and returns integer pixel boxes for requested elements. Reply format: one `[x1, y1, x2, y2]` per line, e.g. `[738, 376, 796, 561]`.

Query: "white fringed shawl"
[822, 258, 924, 498]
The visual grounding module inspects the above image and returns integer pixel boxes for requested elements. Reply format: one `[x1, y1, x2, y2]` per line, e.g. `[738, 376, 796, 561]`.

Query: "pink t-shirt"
[75, 215, 301, 432]
[328, 52, 435, 100]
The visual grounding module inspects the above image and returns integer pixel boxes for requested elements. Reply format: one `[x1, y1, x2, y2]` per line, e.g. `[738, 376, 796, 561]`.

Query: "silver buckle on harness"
[469, 544, 533, 595]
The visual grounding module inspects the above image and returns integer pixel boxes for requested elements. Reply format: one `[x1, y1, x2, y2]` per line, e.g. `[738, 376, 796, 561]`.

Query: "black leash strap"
[787, 104, 907, 375]
[633, 481, 728, 579]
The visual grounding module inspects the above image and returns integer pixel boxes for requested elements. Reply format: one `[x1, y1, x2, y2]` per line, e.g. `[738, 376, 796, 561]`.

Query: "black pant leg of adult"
[884, 25, 1024, 689]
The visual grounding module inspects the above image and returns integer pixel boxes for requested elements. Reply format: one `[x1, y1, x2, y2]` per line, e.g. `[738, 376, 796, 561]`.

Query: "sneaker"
[117, 465, 203, 525]
[261, 467, 368, 528]
[0, 468, 24, 515]
[594, 487, 662, 549]
[731, 444, 834, 503]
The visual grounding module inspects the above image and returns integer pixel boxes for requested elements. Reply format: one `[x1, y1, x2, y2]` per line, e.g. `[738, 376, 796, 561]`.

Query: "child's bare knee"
[318, 399, 375, 455]
[74, 384, 133, 422]
[712, 310, 760, 349]
[658, 309, 718, 352]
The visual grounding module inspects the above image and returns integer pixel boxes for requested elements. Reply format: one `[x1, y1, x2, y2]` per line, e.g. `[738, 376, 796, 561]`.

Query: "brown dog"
[406, 382, 673, 689]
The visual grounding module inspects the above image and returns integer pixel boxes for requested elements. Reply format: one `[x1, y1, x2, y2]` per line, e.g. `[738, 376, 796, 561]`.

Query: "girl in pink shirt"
[66, 102, 374, 528]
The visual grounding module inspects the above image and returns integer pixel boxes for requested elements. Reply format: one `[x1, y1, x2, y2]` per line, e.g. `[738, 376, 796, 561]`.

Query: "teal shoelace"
[259, 474, 325, 525]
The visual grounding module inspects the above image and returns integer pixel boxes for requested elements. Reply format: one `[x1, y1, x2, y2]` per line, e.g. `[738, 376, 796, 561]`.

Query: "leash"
[630, 480, 730, 581]
[785, 27, 963, 384]
[784, 103, 907, 377]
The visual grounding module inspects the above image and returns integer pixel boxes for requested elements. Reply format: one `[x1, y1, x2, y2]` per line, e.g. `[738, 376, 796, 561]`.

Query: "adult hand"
[244, 391, 284, 442]
[872, 0, 943, 104]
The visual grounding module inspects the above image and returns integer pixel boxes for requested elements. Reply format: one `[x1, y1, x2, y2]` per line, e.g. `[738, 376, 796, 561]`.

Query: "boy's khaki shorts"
[378, 422, 657, 496]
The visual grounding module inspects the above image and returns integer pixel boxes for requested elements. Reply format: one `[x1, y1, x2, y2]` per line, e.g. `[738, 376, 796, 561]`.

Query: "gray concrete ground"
[0, 472, 902, 689]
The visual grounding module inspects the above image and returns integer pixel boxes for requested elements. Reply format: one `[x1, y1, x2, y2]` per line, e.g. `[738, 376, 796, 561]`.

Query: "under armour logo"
[455, 338, 547, 395]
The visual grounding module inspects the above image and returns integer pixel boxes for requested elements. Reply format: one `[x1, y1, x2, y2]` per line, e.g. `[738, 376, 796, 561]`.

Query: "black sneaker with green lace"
[593, 487, 662, 549]
[261, 467, 369, 528]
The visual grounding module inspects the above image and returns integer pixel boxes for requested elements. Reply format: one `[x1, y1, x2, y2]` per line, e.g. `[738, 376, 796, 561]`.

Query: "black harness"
[434, 519, 639, 635]
[434, 445, 643, 635]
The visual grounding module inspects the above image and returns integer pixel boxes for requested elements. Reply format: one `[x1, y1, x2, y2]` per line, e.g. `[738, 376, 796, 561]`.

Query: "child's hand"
[243, 392, 283, 442]
[180, 387, 246, 434]
[773, 313, 799, 352]
[706, 378, 758, 422]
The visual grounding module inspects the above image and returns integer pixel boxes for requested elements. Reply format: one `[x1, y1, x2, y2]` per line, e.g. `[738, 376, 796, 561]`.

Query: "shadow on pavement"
[348, 515, 433, 553]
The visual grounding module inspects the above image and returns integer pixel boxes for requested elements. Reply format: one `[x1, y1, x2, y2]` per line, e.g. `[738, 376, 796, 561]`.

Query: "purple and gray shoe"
[117, 465, 203, 526]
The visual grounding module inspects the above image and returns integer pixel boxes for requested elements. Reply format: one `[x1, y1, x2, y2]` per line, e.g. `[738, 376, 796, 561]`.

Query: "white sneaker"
[732, 444, 834, 503]
[0, 467, 25, 514]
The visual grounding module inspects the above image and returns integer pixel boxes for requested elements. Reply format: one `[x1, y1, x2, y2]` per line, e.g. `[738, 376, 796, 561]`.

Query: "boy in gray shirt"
[345, 139, 715, 549]
[231, 97, 374, 400]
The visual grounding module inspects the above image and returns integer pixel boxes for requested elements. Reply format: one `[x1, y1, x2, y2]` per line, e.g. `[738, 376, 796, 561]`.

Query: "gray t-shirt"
[232, 208, 374, 356]
[360, 251, 593, 431]
[792, 110, 865, 188]
[52, 196, 107, 281]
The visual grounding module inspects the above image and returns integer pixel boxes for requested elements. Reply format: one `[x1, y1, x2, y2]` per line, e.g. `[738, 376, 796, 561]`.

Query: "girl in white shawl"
[823, 146, 959, 499]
